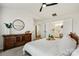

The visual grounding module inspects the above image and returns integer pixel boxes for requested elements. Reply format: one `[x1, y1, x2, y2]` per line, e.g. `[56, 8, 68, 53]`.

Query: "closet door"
[36, 24, 46, 39]
[38, 24, 46, 38]
[46, 23, 52, 38]
[63, 19, 73, 36]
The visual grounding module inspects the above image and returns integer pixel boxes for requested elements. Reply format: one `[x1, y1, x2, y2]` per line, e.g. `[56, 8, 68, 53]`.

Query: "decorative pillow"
[69, 32, 79, 45]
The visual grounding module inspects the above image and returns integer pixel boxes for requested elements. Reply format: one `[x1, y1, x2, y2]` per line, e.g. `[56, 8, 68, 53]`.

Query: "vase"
[9, 28, 11, 34]
[7, 28, 12, 34]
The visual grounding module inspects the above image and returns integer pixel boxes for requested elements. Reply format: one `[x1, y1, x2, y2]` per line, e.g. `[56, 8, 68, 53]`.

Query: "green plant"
[48, 34, 54, 38]
[48, 34, 51, 37]
[4, 23, 12, 29]
[4, 23, 12, 34]
[50, 35, 54, 38]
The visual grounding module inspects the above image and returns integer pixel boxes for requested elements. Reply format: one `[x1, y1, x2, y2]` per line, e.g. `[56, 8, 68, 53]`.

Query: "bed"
[71, 45, 79, 56]
[23, 38, 61, 56]
[23, 34, 77, 56]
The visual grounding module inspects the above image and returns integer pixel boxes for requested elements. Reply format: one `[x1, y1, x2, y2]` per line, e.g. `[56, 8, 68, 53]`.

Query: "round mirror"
[13, 19, 25, 31]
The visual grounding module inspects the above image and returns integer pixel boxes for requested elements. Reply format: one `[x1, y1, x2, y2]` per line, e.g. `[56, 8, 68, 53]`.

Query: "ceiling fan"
[39, 3, 58, 12]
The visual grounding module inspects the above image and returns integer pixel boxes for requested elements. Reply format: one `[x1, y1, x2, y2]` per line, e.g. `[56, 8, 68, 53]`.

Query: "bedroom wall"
[63, 19, 72, 36]
[0, 7, 3, 50]
[73, 14, 79, 35]
[0, 7, 35, 49]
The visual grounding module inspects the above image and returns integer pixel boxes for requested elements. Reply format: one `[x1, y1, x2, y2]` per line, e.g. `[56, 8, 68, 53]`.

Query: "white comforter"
[71, 46, 79, 56]
[23, 37, 76, 56]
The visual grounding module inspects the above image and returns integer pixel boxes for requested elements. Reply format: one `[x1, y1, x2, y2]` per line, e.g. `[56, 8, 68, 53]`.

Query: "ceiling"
[0, 3, 79, 20]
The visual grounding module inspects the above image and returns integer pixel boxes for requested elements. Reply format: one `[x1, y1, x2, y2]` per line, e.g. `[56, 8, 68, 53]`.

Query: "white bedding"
[23, 37, 76, 56]
[71, 46, 79, 56]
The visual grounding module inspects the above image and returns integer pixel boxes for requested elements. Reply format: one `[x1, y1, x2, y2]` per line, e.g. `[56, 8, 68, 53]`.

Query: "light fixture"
[42, 3, 46, 7]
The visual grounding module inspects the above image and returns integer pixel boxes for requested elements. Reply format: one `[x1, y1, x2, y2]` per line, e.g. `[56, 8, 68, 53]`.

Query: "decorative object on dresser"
[25, 31, 30, 34]
[4, 23, 12, 34]
[3, 33, 32, 50]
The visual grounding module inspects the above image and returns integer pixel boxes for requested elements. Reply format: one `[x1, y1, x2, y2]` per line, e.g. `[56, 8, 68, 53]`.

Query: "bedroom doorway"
[35, 24, 46, 40]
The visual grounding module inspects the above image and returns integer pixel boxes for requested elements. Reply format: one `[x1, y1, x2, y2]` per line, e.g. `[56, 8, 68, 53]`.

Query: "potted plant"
[4, 23, 12, 34]
[48, 34, 55, 40]
[48, 34, 52, 40]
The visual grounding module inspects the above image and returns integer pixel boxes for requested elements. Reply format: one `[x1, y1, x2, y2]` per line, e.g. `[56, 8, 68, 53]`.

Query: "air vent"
[52, 13, 57, 16]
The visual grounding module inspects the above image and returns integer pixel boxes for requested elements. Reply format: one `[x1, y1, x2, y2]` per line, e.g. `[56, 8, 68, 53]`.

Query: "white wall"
[0, 8, 35, 49]
[63, 19, 72, 36]
[0, 7, 3, 49]
[73, 15, 79, 35]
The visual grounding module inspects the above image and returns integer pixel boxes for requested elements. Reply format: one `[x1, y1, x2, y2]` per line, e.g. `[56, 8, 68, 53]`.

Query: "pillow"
[59, 35, 76, 56]
[69, 32, 79, 45]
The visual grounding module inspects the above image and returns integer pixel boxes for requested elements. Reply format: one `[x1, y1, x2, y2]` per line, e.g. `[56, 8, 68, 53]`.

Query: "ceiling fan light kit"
[42, 3, 46, 7]
[42, 4, 46, 7]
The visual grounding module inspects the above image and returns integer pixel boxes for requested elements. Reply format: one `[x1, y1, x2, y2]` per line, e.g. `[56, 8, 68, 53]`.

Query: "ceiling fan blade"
[40, 6, 43, 12]
[39, 3, 46, 12]
[39, 3, 58, 12]
[43, 3, 46, 5]
[46, 3, 58, 6]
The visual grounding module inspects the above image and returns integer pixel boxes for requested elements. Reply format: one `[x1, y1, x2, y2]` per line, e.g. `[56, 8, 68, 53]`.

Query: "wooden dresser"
[3, 33, 32, 50]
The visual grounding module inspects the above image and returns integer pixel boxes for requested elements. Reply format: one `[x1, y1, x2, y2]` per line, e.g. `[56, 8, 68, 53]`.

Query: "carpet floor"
[0, 46, 28, 56]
